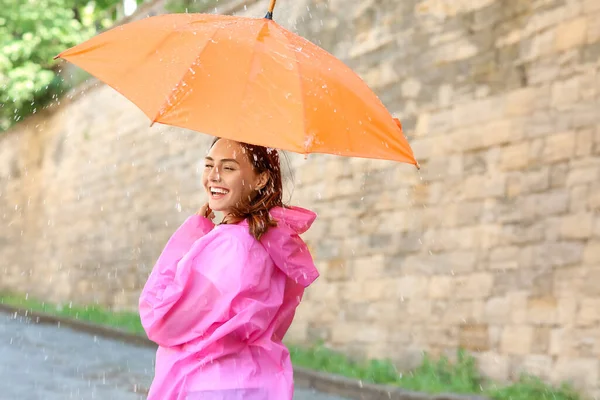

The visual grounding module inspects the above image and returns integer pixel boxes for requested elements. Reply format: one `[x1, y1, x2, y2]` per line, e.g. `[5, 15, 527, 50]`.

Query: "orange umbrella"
[55, 0, 418, 167]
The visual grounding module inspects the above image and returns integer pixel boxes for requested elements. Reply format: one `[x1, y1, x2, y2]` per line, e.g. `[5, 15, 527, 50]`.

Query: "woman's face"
[202, 139, 265, 215]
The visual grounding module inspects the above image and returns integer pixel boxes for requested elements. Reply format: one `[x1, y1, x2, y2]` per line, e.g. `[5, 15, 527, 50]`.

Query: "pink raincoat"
[139, 206, 319, 400]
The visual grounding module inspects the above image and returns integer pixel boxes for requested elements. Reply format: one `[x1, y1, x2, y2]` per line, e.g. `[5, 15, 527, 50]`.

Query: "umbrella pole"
[265, 0, 277, 19]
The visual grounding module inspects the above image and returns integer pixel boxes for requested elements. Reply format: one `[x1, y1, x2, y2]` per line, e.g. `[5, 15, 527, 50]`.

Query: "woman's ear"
[255, 172, 269, 191]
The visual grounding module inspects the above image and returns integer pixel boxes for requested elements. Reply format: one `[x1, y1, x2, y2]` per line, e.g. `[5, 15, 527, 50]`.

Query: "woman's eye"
[205, 164, 213, 169]
[224, 166, 235, 171]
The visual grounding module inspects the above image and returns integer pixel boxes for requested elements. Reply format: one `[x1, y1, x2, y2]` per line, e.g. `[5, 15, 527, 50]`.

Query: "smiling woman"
[201, 138, 284, 240]
[138, 137, 319, 400]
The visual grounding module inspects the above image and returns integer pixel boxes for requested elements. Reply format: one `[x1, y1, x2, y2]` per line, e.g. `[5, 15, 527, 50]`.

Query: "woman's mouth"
[209, 187, 229, 200]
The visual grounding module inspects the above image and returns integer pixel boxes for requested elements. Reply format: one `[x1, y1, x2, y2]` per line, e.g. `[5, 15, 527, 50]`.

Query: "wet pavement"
[0, 313, 349, 400]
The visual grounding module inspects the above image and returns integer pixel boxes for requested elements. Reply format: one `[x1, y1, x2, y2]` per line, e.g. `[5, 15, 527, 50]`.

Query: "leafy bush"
[0, 0, 146, 132]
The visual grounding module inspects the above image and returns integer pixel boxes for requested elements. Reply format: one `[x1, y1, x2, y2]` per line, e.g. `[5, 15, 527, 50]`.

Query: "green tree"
[0, 0, 145, 132]
[165, 0, 218, 13]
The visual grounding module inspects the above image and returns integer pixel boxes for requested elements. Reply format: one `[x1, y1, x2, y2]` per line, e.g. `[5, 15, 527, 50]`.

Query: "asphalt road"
[0, 313, 349, 400]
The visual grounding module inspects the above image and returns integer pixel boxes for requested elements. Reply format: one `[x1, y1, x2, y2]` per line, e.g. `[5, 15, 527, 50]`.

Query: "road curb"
[0, 303, 488, 400]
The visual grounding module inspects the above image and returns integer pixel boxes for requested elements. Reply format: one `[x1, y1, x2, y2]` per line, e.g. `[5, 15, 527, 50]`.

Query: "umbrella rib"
[234, 22, 270, 148]
[150, 23, 227, 125]
[283, 33, 309, 155]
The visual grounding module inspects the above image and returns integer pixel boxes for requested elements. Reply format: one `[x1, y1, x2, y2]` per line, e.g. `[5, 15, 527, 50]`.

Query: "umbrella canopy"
[55, 2, 418, 166]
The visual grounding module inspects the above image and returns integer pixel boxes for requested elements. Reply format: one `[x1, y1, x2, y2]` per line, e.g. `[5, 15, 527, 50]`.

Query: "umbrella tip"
[265, 0, 276, 19]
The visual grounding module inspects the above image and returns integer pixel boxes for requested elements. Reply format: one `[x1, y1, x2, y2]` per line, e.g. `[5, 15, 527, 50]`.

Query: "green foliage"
[488, 375, 581, 400]
[398, 349, 483, 394]
[1, 0, 84, 129]
[0, 291, 584, 400]
[0, 0, 146, 132]
[0, 291, 144, 334]
[164, 0, 220, 13]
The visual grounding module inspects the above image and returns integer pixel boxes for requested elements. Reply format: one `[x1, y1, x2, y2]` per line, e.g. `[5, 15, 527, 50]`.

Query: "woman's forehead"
[208, 139, 246, 158]
[207, 139, 248, 161]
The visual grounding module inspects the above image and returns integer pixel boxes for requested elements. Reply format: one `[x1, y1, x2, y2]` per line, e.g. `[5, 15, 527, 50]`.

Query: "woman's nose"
[209, 167, 221, 182]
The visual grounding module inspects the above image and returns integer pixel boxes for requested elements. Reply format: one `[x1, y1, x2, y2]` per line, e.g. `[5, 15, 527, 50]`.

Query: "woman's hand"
[197, 203, 215, 220]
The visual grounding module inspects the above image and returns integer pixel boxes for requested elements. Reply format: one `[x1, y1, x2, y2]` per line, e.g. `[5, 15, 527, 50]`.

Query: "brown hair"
[211, 138, 284, 240]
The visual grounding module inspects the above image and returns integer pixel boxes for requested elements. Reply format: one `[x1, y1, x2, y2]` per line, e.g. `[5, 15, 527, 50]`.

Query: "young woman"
[139, 138, 319, 400]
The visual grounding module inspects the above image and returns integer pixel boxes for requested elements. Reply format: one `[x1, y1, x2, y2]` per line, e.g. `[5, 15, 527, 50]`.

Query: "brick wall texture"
[1, 0, 600, 396]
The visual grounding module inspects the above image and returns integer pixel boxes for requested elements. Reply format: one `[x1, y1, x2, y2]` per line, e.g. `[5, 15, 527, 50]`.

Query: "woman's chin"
[207, 201, 227, 213]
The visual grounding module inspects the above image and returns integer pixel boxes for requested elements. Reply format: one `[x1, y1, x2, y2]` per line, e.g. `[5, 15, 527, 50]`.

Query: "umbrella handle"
[265, 0, 277, 19]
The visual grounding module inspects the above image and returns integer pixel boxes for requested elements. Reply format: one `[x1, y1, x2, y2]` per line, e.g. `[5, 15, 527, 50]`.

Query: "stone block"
[531, 190, 570, 217]
[452, 97, 505, 129]
[392, 276, 430, 300]
[330, 323, 369, 344]
[570, 185, 590, 212]
[584, 0, 600, 13]
[587, 11, 600, 43]
[286, 320, 308, 343]
[589, 186, 600, 210]
[362, 280, 395, 302]
[583, 241, 600, 264]
[406, 300, 433, 323]
[500, 142, 530, 170]
[543, 131, 576, 162]
[442, 300, 477, 324]
[533, 241, 584, 268]
[454, 273, 494, 299]
[557, 297, 578, 324]
[501, 325, 533, 355]
[428, 275, 453, 299]
[324, 259, 352, 281]
[560, 213, 594, 239]
[518, 355, 554, 380]
[353, 255, 386, 280]
[505, 87, 537, 116]
[528, 296, 558, 325]
[423, 226, 478, 252]
[566, 167, 599, 186]
[522, 29, 556, 60]
[476, 352, 510, 382]
[532, 326, 552, 353]
[365, 302, 405, 325]
[552, 357, 599, 390]
[484, 296, 511, 323]
[551, 77, 581, 108]
[550, 162, 570, 187]
[489, 246, 520, 263]
[442, 202, 484, 227]
[459, 323, 490, 351]
[462, 173, 507, 200]
[577, 298, 600, 326]
[555, 17, 588, 52]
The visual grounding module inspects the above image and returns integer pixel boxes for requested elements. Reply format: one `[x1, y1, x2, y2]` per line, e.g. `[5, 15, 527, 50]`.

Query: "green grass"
[0, 292, 583, 400]
[0, 293, 144, 335]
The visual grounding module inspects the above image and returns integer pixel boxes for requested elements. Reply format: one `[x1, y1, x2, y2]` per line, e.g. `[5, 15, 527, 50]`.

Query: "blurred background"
[0, 0, 599, 399]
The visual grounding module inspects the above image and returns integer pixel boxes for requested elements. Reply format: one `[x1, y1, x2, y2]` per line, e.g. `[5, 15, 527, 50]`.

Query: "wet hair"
[210, 137, 283, 240]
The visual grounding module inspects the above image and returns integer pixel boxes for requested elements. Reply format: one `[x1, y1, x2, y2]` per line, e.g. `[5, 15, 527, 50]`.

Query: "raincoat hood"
[260, 206, 319, 288]
[269, 206, 316, 235]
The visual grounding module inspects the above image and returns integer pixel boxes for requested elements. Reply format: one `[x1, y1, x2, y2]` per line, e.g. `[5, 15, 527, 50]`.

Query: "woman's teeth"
[211, 188, 229, 195]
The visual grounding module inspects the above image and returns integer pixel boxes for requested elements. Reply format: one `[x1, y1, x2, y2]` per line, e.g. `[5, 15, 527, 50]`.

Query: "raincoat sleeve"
[139, 215, 214, 340]
[139, 233, 280, 348]
[154, 215, 215, 263]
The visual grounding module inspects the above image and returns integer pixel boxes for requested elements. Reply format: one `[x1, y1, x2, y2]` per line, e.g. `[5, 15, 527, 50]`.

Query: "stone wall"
[1, 0, 600, 396]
